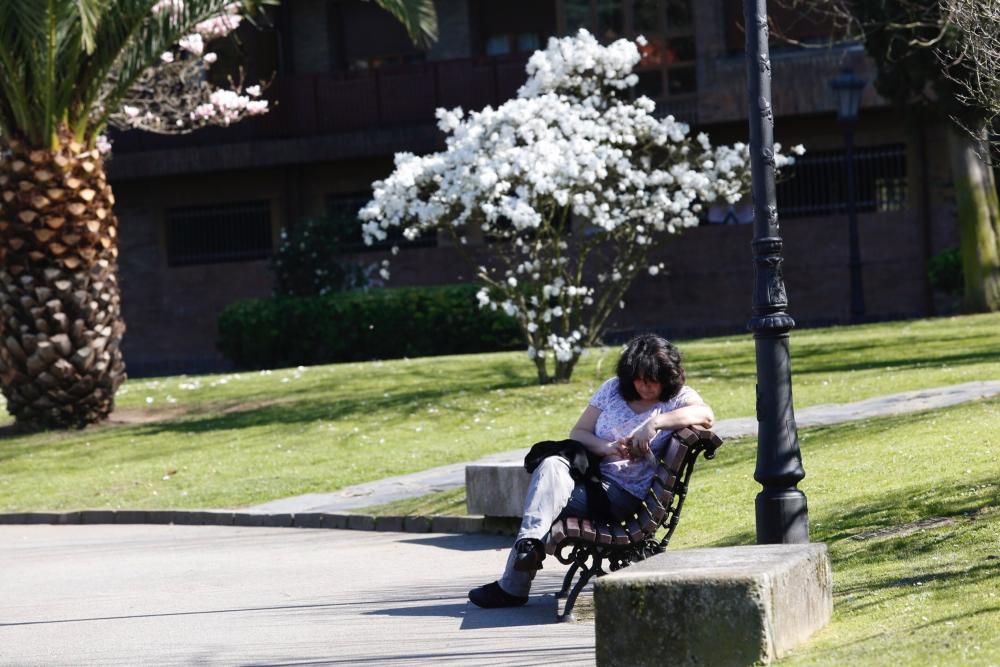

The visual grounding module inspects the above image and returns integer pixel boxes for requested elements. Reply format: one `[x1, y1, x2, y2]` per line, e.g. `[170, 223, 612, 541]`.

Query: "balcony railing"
[111, 54, 532, 153]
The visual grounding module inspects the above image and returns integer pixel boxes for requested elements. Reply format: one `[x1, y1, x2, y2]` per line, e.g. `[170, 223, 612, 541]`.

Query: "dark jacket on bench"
[524, 439, 612, 520]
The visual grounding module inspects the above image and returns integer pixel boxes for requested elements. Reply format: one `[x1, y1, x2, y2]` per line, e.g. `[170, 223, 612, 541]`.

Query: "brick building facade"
[106, 0, 959, 376]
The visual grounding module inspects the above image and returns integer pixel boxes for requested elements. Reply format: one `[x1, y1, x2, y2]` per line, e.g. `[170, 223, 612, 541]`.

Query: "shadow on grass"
[791, 348, 1000, 377]
[0, 374, 538, 460]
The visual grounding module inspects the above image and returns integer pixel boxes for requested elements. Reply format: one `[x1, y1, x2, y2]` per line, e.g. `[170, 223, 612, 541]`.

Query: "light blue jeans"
[498, 456, 640, 597]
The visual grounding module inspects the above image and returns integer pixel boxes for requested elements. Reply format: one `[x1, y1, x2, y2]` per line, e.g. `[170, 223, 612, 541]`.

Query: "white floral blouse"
[589, 377, 703, 499]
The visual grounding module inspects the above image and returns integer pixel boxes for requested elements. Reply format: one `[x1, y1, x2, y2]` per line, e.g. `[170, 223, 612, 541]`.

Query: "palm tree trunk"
[0, 132, 126, 429]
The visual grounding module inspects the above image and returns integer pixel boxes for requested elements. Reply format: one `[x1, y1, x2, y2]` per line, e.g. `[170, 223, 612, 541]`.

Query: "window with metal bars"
[776, 143, 907, 219]
[164, 201, 273, 266]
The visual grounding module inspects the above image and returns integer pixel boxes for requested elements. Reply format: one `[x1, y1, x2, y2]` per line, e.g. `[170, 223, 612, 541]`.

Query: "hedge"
[218, 284, 525, 369]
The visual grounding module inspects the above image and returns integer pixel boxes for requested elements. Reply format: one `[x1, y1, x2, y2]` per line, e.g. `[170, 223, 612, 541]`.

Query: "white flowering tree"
[361, 30, 800, 384]
[105, 3, 269, 136]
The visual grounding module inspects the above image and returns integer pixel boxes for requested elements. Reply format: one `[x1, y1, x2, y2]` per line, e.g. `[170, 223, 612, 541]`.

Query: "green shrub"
[218, 284, 525, 368]
[272, 217, 366, 296]
[928, 247, 963, 295]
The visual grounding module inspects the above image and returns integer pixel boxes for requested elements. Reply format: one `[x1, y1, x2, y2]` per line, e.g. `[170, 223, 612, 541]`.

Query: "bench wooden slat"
[611, 524, 629, 545]
[644, 486, 666, 513]
[580, 518, 597, 542]
[645, 492, 668, 521]
[674, 427, 700, 445]
[654, 466, 670, 485]
[651, 477, 675, 507]
[662, 442, 689, 473]
[565, 517, 581, 537]
[626, 517, 644, 542]
[549, 520, 566, 550]
[691, 426, 724, 448]
[654, 466, 678, 489]
[638, 505, 659, 533]
[596, 524, 613, 545]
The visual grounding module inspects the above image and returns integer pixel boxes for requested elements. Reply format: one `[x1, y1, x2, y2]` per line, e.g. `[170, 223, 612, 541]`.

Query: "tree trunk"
[533, 356, 551, 384]
[947, 126, 1000, 312]
[0, 133, 126, 429]
[553, 356, 579, 383]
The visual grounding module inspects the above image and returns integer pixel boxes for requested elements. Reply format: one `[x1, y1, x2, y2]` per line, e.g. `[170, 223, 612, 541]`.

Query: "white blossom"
[360, 30, 797, 382]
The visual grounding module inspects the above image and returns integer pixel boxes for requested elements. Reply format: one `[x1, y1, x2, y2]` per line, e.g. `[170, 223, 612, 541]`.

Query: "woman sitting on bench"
[469, 333, 715, 608]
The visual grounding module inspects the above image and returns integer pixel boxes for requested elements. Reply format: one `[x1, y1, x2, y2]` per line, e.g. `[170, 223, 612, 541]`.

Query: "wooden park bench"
[544, 426, 724, 622]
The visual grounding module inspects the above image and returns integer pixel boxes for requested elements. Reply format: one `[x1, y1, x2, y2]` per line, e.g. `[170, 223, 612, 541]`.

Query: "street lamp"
[830, 67, 867, 323]
[743, 0, 809, 544]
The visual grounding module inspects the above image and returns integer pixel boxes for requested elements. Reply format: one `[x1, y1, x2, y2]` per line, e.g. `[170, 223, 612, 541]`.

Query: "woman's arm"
[654, 402, 715, 431]
[569, 405, 626, 459]
[627, 401, 715, 457]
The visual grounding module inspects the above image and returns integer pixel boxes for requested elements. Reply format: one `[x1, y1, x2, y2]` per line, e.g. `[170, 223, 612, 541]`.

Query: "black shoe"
[513, 538, 545, 573]
[468, 581, 529, 608]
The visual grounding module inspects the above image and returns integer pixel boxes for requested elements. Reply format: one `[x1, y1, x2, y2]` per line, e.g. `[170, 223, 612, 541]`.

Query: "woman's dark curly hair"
[616, 334, 685, 402]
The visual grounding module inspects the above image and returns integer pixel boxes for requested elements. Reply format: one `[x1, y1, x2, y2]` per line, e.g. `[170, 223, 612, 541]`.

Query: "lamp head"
[830, 67, 866, 122]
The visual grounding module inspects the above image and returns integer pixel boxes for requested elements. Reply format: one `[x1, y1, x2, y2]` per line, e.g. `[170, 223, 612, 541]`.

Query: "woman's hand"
[603, 438, 631, 462]
[628, 417, 659, 452]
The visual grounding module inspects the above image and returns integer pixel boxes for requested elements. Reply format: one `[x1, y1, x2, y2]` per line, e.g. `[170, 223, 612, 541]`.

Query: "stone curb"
[0, 510, 515, 535]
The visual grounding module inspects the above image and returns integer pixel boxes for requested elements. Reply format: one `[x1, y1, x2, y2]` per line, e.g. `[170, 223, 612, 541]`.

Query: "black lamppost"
[830, 67, 867, 323]
[743, 0, 809, 544]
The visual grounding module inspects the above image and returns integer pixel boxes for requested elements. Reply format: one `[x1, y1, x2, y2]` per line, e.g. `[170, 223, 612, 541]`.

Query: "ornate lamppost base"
[756, 489, 810, 544]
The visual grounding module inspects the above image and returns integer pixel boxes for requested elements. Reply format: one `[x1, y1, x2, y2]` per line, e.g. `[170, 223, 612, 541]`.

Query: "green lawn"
[0, 312, 997, 512]
[680, 397, 1000, 666]
[365, 397, 1000, 665]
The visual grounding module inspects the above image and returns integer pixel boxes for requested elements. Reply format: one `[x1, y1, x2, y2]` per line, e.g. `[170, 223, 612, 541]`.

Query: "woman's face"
[633, 376, 661, 402]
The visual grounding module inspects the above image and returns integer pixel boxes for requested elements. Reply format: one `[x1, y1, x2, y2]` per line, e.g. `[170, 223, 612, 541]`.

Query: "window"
[336, 1, 426, 72]
[776, 144, 908, 219]
[325, 193, 436, 252]
[485, 32, 541, 56]
[478, 0, 555, 57]
[558, 0, 697, 98]
[165, 201, 273, 266]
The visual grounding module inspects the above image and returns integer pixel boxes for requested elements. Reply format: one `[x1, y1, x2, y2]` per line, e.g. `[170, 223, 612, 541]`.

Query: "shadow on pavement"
[399, 534, 510, 552]
[362, 595, 561, 629]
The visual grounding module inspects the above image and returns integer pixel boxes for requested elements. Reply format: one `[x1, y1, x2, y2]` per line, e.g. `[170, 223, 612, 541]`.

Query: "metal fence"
[165, 201, 273, 267]
[776, 143, 907, 219]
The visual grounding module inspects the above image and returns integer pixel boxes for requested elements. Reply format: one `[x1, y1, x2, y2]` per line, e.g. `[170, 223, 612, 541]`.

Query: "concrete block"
[403, 516, 433, 533]
[482, 516, 520, 535]
[374, 516, 405, 532]
[56, 512, 82, 525]
[145, 511, 176, 525]
[258, 514, 294, 527]
[595, 544, 832, 667]
[170, 512, 206, 526]
[114, 511, 148, 524]
[80, 510, 116, 525]
[0, 513, 29, 524]
[346, 514, 376, 531]
[294, 513, 325, 529]
[324, 514, 350, 530]
[430, 515, 485, 534]
[200, 512, 235, 526]
[233, 513, 266, 527]
[465, 463, 530, 517]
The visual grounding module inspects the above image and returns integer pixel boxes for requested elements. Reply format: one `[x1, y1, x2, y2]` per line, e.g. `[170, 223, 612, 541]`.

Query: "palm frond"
[372, 0, 438, 49]
[75, 0, 109, 53]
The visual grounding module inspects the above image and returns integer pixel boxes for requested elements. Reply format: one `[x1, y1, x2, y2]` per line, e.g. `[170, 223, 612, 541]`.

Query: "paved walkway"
[0, 524, 589, 666]
[250, 380, 1000, 515]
